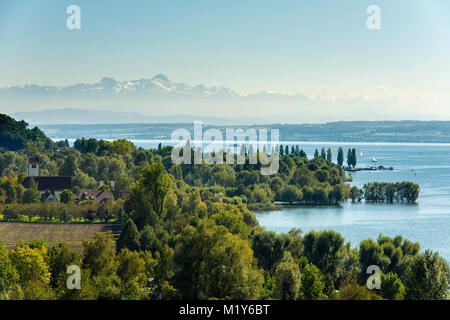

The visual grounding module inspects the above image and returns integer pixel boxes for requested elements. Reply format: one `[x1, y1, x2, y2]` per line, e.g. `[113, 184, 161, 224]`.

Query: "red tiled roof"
[76, 189, 114, 202]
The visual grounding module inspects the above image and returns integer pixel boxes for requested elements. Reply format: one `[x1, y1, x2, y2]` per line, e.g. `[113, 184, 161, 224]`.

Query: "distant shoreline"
[51, 138, 450, 148]
[38, 120, 450, 144]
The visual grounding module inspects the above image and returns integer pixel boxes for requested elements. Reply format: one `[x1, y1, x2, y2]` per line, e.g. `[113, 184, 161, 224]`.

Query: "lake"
[67, 139, 450, 261]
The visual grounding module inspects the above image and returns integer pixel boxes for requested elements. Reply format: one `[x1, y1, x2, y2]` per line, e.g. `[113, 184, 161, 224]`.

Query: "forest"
[0, 114, 57, 153]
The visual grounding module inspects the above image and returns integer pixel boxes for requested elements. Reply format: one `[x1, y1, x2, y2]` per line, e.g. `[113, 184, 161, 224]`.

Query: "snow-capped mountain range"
[0, 74, 242, 99]
[0, 74, 440, 124]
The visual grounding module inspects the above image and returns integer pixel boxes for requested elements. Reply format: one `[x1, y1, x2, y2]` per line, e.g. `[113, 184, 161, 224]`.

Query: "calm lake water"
[252, 142, 450, 262]
[67, 139, 450, 261]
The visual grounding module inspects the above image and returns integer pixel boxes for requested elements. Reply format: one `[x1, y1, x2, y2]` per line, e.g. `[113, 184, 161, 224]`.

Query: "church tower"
[27, 156, 40, 177]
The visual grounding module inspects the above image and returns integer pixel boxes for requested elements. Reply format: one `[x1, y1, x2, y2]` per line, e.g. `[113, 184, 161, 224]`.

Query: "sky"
[0, 0, 450, 119]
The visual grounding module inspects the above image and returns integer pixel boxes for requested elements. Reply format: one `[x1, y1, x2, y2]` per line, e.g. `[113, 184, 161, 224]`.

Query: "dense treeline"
[0, 202, 124, 223]
[173, 144, 353, 208]
[363, 182, 420, 203]
[0, 114, 65, 152]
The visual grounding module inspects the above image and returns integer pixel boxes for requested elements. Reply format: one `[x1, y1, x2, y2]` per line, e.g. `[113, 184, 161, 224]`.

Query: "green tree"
[9, 242, 51, 287]
[326, 148, 332, 162]
[273, 252, 301, 300]
[320, 148, 326, 160]
[292, 167, 314, 187]
[260, 271, 275, 300]
[380, 272, 405, 300]
[4, 180, 18, 204]
[359, 239, 390, 281]
[404, 250, 450, 300]
[22, 187, 40, 204]
[0, 240, 17, 296]
[303, 230, 345, 280]
[100, 139, 135, 156]
[74, 138, 99, 154]
[346, 149, 352, 168]
[116, 248, 146, 285]
[72, 170, 96, 189]
[252, 231, 287, 272]
[58, 267, 98, 300]
[337, 280, 383, 300]
[314, 169, 330, 183]
[153, 244, 175, 291]
[125, 163, 172, 229]
[329, 184, 346, 204]
[59, 189, 74, 204]
[82, 232, 117, 277]
[312, 186, 328, 204]
[279, 185, 303, 203]
[139, 225, 166, 253]
[183, 189, 206, 217]
[59, 154, 78, 176]
[116, 207, 128, 224]
[173, 220, 263, 299]
[134, 151, 148, 166]
[139, 163, 172, 218]
[48, 243, 82, 287]
[298, 257, 326, 300]
[116, 219, 141, 253]
[351, 148, 357, 167]
[349, 186, 363, 202]
[164, 191, 181, 222]
[22, 279, 55, 300]
[113, 175, 133, 199]
[337, 147, 344, 166]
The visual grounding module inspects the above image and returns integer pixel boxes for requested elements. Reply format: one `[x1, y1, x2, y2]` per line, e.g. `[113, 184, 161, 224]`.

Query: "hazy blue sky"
[0, 0, 449, 103]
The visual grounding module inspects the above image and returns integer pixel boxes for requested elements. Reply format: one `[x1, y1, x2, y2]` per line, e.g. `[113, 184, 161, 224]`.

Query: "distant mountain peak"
[100, 77, 117, 84]
[152, 74, 170, 82]
[99, 77, 118, 89]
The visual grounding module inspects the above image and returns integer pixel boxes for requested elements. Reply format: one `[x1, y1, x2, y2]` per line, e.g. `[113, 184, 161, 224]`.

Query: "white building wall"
[27, 163, 40, 177]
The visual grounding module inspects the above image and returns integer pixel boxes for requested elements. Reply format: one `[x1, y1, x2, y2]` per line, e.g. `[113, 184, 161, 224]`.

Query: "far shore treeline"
[0, 113, 444, 302]
[37, 119, 450, 144]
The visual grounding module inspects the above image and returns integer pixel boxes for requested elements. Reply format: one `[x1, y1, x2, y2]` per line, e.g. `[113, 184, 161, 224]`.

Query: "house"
[41, 190, 58, 203]
[76, 189, 114, 203]
[21, 156, 72, 203]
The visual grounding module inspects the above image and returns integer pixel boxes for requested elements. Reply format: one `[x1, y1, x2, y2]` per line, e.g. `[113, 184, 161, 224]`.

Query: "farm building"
[76, 189, 115, 203]
[21, 156, 72, 202]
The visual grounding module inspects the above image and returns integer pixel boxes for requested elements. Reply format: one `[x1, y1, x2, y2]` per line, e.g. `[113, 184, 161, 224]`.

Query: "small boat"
[372, 157, 377, 163]
[360, 152, 363, 157]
